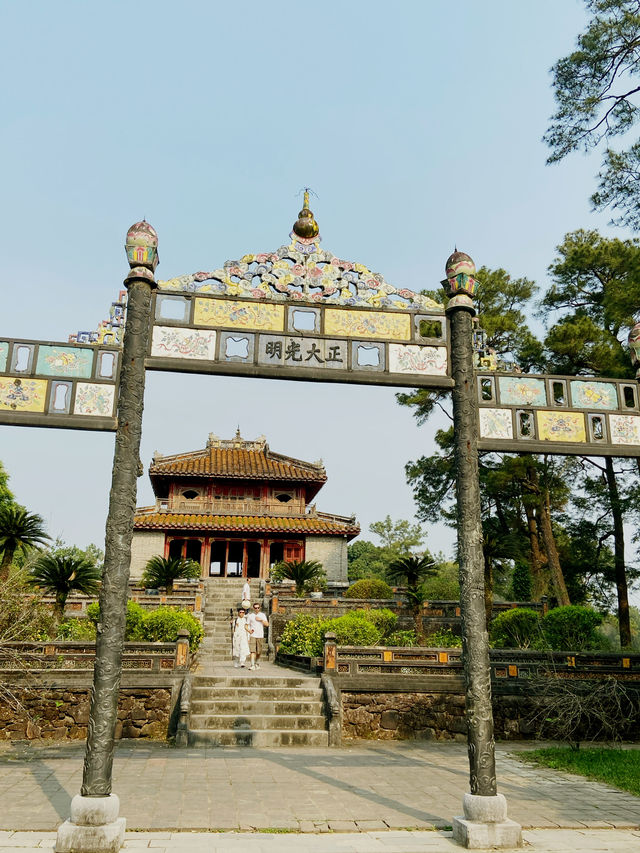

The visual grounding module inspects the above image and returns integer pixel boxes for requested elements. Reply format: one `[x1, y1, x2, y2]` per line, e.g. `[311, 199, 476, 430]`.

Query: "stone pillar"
[443, 252, 522, 849]
[323, 631, 337, 672]
[56, 222, 158, 853]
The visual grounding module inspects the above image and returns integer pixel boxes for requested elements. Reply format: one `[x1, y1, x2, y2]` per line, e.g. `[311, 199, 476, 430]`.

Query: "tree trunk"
[538, 487, 571, 606]
[483, 550, 493, 631]
[604, 457, 632, 649]
[55, 592, 66, 621]
[523, 502, 548, 599]
[414, 607, 424, 641]
[0, 546, 15, 582]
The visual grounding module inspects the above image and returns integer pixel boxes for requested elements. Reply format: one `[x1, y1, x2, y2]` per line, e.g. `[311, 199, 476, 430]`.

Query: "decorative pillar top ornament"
[292, 189, 320, 241]
[442, 249, 478, 313]
[629, 321, 640, 378]
[125, 220, 159, 272]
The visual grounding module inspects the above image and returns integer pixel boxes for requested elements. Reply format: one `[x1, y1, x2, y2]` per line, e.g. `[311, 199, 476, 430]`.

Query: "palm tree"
[141, 555, 201, 592]
[387, 554, 438, 640]
[29, 554, 101, 619]
[271, 560, 325, 596]
[0, 506, 50, 581]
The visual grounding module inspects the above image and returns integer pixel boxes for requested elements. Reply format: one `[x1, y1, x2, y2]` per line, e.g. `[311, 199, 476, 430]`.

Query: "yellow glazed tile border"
[324, 308, 411, 341]
[194, 299, 284, 331]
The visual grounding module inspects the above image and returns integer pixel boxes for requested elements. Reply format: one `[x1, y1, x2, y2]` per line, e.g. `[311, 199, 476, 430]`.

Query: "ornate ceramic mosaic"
[158, 235, 443, 313]
[537, 411, 586, 443]
[609, 414, 640, 445]
[570, 380, 618, 410]
[69, 290, 126, 345]
[0, 342, 8, 372]
[388, 344, 448, 375]
[194, 298, 285, 332]
[73, 383, 116, 417]
[498, 376, 547, 407]
[324, 308, 411, 341]
[35, 346, 94, 378]
[151, 327, 217, 360]
[479, 408, 513, 440]
[0, 377, 47, 412]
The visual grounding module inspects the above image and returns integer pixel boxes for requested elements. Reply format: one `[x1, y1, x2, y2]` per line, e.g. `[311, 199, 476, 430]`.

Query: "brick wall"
[130, 531, 166, 579]
[305, 536, 347, 582]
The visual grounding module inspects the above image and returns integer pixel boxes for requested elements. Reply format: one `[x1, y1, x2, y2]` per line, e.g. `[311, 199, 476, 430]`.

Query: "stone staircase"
[187, 673, 329, 747]
[186, 577, 329, 747]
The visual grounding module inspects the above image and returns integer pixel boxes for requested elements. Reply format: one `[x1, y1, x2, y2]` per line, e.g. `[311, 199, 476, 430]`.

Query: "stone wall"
[341, 691, 532, 741]
[0, 687, 172, 741]
[130, 531, 166, 579]
[305, 536, 348, 582]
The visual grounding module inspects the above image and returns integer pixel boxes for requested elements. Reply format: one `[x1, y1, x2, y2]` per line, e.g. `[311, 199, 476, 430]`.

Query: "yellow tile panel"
[0, 377, 47, 412]
[536, 410, 586, 443]
[324, 308, 411, 341]
[194, 298, 284, 331]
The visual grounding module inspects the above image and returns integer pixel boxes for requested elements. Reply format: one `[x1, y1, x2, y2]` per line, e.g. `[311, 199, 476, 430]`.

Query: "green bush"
[56, 619, 96, 641]
[424, 628, 462, 648]
[319, 611, 382, 649]
[490, 608, 542, 649]
[387, 629, 417, 647]
[344, 578, 393, 599]
[278, 615, 325, 656]
[140, 607, 203, 651]
[362, 608, 397, 639]
[541, 605, 603, 651]
[87, 600, 146, 641]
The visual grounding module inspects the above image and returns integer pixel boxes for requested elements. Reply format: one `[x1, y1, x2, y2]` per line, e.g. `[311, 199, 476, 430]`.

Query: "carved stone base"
[55, 794, 125, 853]
[452, 793, 522, 849]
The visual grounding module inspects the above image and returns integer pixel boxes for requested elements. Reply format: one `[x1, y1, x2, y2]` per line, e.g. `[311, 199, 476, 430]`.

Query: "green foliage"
[0, 460, 16, 513]
[87, 600, 146, 642]
[142, 555, 201, 591]
[0, 571, 57, 642]
[270, 560, 325, 595]
[541, 605, 603, 651]
[386, 630, 418, 647]
[423, 628, 462, 648]
[421, 561, 460, 600]
[386, 553, 437, 588]
[362, 608, 397, 639]
[522, 748, 640, 797]
[320, 611, 382, 648]
[510, 562, 532, 602]
[490, 608, 542, 649]
[278, 615, 324, 656]
[544, 0, 640, 227]
[369, 516, 425, 552]
[56, 618, 96, 640]
[139, 607, 203, 651]
[344, 578, 393, 599]
[0, 505, 50, 578]
[29, 553, 101, 616]
[347, 518, 427, 582]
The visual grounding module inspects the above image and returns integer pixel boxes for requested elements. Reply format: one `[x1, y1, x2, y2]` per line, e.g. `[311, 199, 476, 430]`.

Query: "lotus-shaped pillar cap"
[125, 220, 159, 270]
[445, 250, 476, 279]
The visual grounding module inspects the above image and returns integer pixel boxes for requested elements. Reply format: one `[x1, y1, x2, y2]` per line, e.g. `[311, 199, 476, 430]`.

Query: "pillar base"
[55, 794, 126, 853]
[452, 793, 522, 849]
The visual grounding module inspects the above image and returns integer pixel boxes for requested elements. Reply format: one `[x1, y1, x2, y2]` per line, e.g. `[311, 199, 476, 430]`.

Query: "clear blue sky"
[0, 1, 630, 565]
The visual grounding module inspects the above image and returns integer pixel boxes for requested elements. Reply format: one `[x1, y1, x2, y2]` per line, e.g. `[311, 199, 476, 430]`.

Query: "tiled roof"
[133, 509, 359, 537]
[149, 446, 327, 484]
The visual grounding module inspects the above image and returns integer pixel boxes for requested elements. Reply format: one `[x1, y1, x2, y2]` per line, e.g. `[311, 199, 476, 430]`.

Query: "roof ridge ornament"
[292, 188, 320, 241]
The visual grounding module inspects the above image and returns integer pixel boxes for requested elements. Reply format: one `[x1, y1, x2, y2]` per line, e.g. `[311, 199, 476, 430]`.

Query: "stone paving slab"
[1, 829, 640, 852]
[0, 740, 638, 837]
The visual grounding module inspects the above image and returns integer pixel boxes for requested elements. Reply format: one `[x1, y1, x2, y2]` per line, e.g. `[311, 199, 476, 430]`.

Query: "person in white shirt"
[247, 601, 269, 670]
[241, 579, 251, 608]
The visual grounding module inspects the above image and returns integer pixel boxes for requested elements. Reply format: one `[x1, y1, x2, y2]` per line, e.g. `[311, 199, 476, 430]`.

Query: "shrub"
[424, 628, 462, 648]
[87, 600, 147, 642]
[278, 615, 324, 656]
[362, 608, 397, 639]
[490, 608, 542, 649]
[344, 578, 393, 599]
[541, 605, 603, 651]
[141, 556, 200, 592]
[140, 607, 203, 651]
[319, 611, 382, 649]
[271, 560, 325, 595]
[56, 619, 96, 641]
[387, 629, 417, 647]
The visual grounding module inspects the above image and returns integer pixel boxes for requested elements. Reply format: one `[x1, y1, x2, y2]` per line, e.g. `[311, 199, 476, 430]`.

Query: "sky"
[0, 0, 634, 570]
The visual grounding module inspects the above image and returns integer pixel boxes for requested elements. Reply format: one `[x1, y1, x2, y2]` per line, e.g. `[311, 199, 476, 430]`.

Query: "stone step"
[191, 686, 323, 701]
[192, 676, 318, 688]
[190, 713, 326, 730]
[191, 699, 324, 715]
[187, 728, 329, 747]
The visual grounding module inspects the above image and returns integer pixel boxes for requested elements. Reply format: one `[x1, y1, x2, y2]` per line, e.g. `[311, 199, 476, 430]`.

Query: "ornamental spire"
[292, 188, 319, 239]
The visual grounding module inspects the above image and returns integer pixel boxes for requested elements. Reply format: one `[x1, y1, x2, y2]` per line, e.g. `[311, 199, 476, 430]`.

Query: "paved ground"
[0, 740, 638, 839]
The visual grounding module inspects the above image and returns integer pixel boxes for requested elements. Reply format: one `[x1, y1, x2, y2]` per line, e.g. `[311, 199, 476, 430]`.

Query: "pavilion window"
[622, 385, 637, 409]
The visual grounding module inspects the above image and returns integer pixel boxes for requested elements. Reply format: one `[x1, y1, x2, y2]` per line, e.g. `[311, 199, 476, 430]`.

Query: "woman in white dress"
[232, 607, 250, 668]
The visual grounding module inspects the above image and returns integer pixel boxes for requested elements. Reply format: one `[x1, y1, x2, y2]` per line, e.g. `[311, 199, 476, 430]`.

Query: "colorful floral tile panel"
[0, 377, 47, 412]
[194, 298, 285, 332]
[324, 308, 411, 341]
[536, 410, 586, 442]
[498, 376, 547, 407]
[35, 345, 94, 378]
[479, 408, 513, 440]
[73, 383, 116, 417]
[609, 414, 640, 445]
[151, 327, 217, 360]
[570, 380, 618, 410]
[388, 344, 448, 375]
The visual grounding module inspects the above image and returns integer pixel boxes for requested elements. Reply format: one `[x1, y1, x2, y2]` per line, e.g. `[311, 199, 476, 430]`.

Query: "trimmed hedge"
[344, 578, 393, 599]
[87, 600, 203, 651]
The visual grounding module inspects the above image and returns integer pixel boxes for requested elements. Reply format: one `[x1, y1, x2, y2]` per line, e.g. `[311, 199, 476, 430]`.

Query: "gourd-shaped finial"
[292, 189, 319, 239]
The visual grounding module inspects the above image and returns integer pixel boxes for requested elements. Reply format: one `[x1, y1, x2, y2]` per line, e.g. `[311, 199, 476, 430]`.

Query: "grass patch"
[518, 748, 640, 797]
